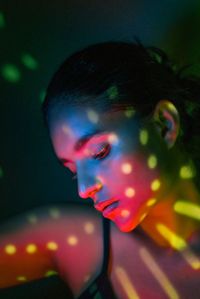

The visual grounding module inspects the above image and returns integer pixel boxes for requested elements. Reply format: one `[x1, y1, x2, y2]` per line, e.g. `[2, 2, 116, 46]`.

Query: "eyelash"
[71, 143, 111, 180]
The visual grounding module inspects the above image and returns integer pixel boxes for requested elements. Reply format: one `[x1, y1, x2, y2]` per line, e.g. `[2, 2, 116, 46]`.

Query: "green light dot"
[0, 12, 5, 28]
[147, 154, 157, 169]
[0, 166, 4, 178]
[106, 85, 118, 100]
[139, 129, 148, 145]
[1, 64, 21, 83]
[21, 53, 39, 70]
[39, 90, 46, 103]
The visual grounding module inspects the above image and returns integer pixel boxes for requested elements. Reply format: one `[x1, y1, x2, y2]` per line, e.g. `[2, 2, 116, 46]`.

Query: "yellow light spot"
[17, 276, 27, 282]
[27, 214, 37, 224]
[121, 209, 130, 218]
[139, 129, 148, 145]
[181, 247, 200, 270]
[46, 241, 58, 251]
[150, 179, 161, 191]
[121, 163, 133, 174]
[84, 222, 95, 234]
[107, 133, 119, 144]
[115, 266, 140, 299]
[140, 247, 180, 299]
[179, 165, 195, 179]
[146, 198, 157, 207]
[67, 235, 78, 246]
[87, 109, 99, 124]
[147, 154, 157, 169]
[5, 244, 17, 255]
[125, 187, 135, 198]
[49, 208, 60, 219]
[139, 212, 147, 223]
[124, 107, 135, 118]
[45, 270, 58, 277]
[26, 244, 37, 254]
[156, 223, 187, 250]
[174, 201, 200, 221]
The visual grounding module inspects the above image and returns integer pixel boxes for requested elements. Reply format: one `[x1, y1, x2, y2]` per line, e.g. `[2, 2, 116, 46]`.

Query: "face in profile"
[48, 104, 166, 232]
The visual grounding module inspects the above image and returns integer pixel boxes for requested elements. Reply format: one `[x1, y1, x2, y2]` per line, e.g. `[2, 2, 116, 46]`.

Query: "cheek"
[98, 152, 161, 230]
[102, 152, 160, 197]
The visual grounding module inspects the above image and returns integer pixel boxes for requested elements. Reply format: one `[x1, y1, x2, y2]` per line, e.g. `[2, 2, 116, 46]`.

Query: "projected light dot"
[67, 235, 78, 246]
[121, 209, 130, 218]
[27, 214, 37, 224]
[26, 244, 37, 254]
[46, 241, 58, 251]
[5, 244, 17, 255]
[147, 155, 157, 169]
[139, 129, 148, 145]
[49, 208, 60, 219]
[84, 222, 95, 234]
[139, 212, 147, 222]
[17, 276, 27, 282]
[0, 12, 5, 28]
[21, 53, 39, 70]
[39, 90, 46, 103]
[62, 125, 73, 136]
[1, 64, 21, 83]
[146, 198, 157, 207]
[124, 107, 135, 118]
[108, 133, 118, 144]
[45, 270, 58, 277]
[106, 85, 118, 100]
[151, 179, 161, 191]
[84, 274, 91, 283]
[87, 109, 99, 124]
[121, 163, 132, 174]
[125, 187, 135, 198]
[0, 166, 4, 178]
[179, 165, 195, 179]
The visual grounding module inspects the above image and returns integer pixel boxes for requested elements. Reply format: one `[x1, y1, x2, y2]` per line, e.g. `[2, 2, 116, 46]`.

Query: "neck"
[140, 179, 200, 250]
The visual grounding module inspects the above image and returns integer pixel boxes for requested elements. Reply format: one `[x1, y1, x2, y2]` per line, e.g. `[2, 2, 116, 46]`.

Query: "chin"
[114, 218, 138, 233]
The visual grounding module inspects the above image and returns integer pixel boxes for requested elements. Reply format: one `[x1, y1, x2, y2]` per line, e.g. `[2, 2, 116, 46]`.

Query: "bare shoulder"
[0, 203, 103, 293]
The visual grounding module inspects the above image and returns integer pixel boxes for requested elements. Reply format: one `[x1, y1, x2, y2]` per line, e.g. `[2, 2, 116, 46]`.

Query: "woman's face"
[48, 105, 164, 232]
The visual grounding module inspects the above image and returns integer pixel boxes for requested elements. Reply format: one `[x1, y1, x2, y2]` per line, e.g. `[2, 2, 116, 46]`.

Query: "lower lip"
[103, 202, 119, 216]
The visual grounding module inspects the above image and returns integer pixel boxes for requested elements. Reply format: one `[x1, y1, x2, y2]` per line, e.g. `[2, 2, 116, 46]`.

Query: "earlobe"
[153, 100, 180, 148]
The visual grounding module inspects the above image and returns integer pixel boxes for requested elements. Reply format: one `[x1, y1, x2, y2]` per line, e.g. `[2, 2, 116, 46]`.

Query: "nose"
[76, 161, 103, 199]
[78, 178, 103, 199]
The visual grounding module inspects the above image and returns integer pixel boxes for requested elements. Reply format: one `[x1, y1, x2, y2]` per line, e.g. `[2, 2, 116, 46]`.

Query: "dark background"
[0, 0, 200, 298]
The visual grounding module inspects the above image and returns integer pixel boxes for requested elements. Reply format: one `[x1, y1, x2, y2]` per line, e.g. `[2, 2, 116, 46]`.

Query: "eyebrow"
[58, 129, 102, 165]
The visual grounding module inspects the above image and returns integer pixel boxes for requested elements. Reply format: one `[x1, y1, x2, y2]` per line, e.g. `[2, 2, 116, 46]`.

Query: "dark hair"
[42, 40, 200, 186]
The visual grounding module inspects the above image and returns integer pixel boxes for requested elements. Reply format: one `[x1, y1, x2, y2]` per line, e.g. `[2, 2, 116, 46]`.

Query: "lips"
[94, 198, 118, 212]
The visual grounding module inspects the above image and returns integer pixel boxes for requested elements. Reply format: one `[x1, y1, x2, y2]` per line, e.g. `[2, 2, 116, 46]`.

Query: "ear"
[153, 100, 180, 148]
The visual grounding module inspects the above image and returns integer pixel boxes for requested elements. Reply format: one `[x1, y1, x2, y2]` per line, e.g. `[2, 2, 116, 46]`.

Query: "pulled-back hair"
[42, 40, 200, 187]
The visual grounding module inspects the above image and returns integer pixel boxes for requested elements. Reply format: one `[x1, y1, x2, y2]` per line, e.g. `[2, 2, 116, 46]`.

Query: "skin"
[0, 101, 200, 298]
[48, 101, 200, 243]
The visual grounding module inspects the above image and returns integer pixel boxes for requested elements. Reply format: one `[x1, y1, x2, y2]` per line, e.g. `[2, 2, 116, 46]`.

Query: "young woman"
[1, 41, 200, 299]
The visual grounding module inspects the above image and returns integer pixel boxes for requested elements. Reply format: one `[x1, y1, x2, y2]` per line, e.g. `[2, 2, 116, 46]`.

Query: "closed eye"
[92, 143, 111, 160]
